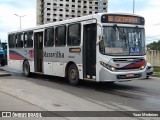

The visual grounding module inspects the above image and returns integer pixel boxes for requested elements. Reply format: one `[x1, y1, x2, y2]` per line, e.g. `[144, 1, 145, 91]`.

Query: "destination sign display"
[101, 14, 145, 25]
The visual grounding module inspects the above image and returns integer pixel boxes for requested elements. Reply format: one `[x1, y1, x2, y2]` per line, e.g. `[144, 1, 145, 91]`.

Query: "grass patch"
[153, 66, 160, 72]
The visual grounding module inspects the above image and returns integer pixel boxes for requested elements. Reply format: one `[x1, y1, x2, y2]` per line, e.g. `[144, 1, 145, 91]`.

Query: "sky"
[108, 0, 160, 44]
[0, 0, 36, 42]
[0, 0, 160, 44]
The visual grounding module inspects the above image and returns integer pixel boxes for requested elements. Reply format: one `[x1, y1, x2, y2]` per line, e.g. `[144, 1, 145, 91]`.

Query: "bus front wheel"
[23, 61, 30, 77]
[68, 64, 79, 85]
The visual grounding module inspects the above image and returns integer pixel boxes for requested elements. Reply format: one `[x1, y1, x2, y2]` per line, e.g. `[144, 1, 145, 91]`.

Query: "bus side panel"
[8, 60, 23, 71]
[43, 62, 53, 75]
[43, 47, 83, 78]
[52, 62, 64, 77]
[43, 61, 64, 77]
[29, 60, 34, 73]
[8, 48, 34, 72]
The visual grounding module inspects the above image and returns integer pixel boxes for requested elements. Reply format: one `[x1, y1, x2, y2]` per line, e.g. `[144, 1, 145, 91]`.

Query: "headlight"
[139, 63, 147, 70]
[100, 61, 116, 71]
[140, 65, 145, 70]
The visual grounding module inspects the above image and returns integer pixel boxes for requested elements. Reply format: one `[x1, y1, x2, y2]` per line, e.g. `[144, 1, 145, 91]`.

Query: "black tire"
[68, 64, 80, 85]
[1, 59, 5, 66]
[23, 61, 30, 77]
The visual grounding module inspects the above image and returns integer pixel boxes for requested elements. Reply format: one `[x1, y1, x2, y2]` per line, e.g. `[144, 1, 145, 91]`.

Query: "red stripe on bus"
[9, 54, 25, 60]
[123, 61, 146, 69]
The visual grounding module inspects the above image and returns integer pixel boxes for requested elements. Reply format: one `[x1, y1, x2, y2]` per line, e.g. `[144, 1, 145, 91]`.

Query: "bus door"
[83, 23, 96, 79]
[34, 31, 43, 73]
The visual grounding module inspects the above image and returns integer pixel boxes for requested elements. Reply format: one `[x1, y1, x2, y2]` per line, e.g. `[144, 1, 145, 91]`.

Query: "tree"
[146, 40, 160, 51]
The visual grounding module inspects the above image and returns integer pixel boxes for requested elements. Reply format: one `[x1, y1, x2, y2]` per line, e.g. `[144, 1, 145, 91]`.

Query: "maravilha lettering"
[43, 51, 64, 58]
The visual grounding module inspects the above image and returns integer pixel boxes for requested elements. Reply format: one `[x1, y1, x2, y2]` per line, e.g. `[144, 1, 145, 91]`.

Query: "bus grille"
[113, 58, 144, 63]
[116, 67, 141, 70]
[113, 58, 145, 70]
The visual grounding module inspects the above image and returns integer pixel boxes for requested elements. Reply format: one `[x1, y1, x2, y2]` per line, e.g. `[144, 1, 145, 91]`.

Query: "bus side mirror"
[97, 22, 103, 36]
[97, 22, 103, 45]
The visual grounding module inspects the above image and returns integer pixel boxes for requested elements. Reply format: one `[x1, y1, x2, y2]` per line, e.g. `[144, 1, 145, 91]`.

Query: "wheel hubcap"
[70, 69, 77, 80]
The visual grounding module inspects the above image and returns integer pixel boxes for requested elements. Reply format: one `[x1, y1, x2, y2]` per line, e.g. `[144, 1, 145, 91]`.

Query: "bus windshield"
[99, 26, 145, 56]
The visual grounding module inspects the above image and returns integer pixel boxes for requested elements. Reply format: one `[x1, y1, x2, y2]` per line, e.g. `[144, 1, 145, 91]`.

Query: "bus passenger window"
[16, 33, 23, 48]
[28, 32, 33, 47]
[44, 28, 54, 47]
[15, 35, 18, 47]
[24, 31, 33, 48]
[8, 34, 15, 48]
[24, 33, 27, 47]
[67, 23, 81, 46]
[55, 26, 66, 46]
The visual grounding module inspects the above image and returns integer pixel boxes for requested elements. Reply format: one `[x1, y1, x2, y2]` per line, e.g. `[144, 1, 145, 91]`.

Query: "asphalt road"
[1, 66, 160, 112]
[28, 75, 160, 111]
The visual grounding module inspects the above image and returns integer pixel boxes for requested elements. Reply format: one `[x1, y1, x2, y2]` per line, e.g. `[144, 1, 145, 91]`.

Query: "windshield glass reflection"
[99, 26, 145, 56]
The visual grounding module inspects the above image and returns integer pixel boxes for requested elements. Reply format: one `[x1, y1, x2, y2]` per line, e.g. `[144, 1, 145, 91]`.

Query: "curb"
[0, 73, 11, 77]
[0, 67, 11, 77]
[152, 74, 160, 77]
[0, 66, 23, 76]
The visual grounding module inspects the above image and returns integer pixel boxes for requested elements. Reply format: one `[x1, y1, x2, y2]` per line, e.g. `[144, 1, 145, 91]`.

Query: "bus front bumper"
[99, 67, 147, 82]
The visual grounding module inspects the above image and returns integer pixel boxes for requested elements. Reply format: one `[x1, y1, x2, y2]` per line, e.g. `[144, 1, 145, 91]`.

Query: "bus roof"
[8, 13, 144, 34]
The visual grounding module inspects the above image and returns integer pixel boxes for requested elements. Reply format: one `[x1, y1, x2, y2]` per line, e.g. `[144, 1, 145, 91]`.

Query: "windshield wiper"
[113, 25, 128, 48]
[113, 25, 126, 39]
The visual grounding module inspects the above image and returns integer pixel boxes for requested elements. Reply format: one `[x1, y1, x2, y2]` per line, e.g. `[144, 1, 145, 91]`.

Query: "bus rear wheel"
[23, 61, 30, 77]
[68, 64, 79, 85]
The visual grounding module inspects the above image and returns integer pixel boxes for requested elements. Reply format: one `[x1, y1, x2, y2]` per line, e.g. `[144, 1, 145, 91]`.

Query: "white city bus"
[8, 13, 146, 85]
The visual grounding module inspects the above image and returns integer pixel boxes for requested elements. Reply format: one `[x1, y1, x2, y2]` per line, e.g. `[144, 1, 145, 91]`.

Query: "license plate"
[126, 74, 134, 77]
